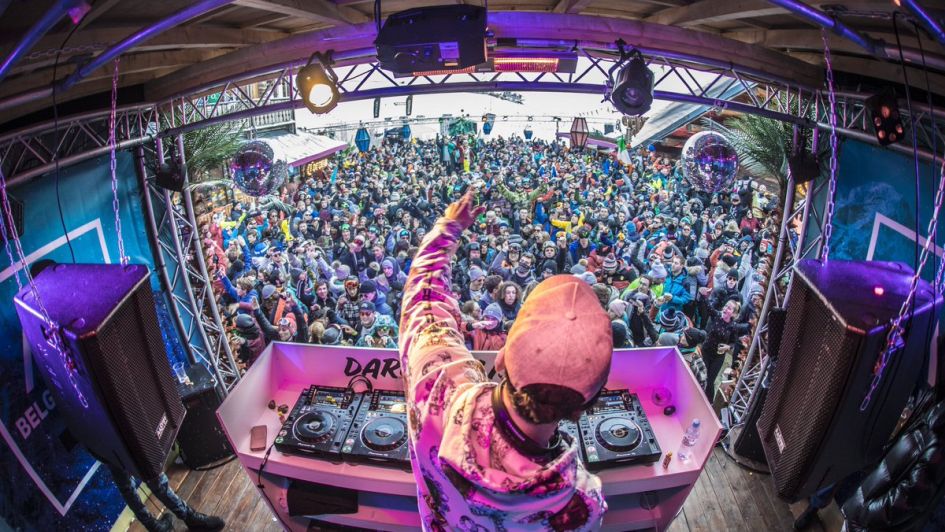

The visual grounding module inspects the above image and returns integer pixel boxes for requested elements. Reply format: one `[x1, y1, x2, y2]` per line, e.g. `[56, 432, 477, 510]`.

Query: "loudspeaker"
[14, 264, 185, 480]
[756, 259, 941, 501]
[154, 161, 184, 192]
[732, 308, 788, 465]
[176, 364, 233, 469]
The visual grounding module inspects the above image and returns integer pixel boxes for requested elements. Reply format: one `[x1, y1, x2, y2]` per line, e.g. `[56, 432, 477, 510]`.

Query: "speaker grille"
[82, 277, 184, 479]
[757, 280, 859, 497]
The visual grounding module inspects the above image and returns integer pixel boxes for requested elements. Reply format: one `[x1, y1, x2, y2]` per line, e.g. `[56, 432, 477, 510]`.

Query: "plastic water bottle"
[677, 419, 702, 463]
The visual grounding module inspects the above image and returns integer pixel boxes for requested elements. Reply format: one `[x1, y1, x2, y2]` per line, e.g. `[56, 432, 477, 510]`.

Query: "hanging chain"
[820, 29, 839, 262]
[108, 57, 128, 265]
[860, 123, 945, 411]
[0, 195, 23, 294]
[0, 168, 89, 408]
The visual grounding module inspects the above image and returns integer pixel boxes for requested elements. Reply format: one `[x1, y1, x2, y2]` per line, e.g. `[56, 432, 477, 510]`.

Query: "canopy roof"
[2, 0, 944, 129]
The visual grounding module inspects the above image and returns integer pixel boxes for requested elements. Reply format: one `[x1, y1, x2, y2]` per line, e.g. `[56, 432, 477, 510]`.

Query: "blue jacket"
[662, 269, 693, 312]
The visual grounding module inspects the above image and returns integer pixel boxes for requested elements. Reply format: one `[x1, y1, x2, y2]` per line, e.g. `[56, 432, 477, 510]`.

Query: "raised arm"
[398, 193, 486, 411]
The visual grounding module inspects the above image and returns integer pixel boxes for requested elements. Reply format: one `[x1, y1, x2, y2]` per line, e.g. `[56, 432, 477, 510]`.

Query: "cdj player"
[577, 390, 662, 470]
[274, 386, 362, 460]
[343, 389, 410, 469]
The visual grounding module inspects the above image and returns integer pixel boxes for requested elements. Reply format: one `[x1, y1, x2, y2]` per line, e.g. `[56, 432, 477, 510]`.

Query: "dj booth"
[217, 343, 722, 531]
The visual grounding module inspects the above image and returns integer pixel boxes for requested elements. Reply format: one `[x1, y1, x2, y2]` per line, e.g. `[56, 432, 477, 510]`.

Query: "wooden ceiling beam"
[725, 28, 924, 53]
[790, 51, 945, 96]
[3, 68, 180, 122]
[231, 0, 369, 25]
[75, 0, 123, 31]
[645, 0, 783, 27]
[1, 25, 282, 60]
[552, 0, 595, 14]
[185, 5, 244, 26]
[0, 50, 224, 100]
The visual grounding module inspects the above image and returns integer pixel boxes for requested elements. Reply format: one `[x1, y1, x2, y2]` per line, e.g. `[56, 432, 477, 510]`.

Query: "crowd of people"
[200, 133, 780, 402]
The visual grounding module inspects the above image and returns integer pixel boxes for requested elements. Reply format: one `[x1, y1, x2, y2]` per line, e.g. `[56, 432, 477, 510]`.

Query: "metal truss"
[726, 174, 827, 425]
[0, 104, 157, 187]
[137, 136, 241, 393]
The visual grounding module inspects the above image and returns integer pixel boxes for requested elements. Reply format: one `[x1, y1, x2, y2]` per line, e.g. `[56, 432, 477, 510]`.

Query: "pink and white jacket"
[398, 216, 606, 531]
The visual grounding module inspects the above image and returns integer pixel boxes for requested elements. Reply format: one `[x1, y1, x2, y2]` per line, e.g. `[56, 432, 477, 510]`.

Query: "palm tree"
[158, 115, 244, 185]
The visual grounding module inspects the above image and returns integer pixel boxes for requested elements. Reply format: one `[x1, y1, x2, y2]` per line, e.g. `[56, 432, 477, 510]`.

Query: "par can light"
[297, 51, 340, 114]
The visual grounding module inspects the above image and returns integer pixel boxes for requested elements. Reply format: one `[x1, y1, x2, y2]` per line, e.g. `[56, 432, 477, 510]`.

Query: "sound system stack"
[725, 307, 787, 470]
[176, 364, 233, 469]
[14, 264, 185, 480]
[756, 259, 941, 501]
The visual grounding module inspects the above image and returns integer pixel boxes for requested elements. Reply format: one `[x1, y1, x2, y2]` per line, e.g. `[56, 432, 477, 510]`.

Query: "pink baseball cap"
[503, 275, 613, 402]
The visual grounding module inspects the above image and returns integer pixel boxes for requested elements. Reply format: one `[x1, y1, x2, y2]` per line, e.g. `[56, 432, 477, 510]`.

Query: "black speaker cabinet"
[732, 308, 788, 465]
[756, 259, 941, 501]
[14, 264, 185, 480]
[176, 364, 233, 469]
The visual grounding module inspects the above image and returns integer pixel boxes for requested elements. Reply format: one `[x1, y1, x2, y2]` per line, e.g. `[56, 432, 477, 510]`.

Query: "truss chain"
[109, 58, 128, 265]
[863, 156, 945, 411]
[0, 168, 89, 408]
[820, 29, 839, 262]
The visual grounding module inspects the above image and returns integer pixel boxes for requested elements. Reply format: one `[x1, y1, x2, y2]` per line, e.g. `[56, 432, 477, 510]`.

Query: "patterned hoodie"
[399, 216, 606, 531]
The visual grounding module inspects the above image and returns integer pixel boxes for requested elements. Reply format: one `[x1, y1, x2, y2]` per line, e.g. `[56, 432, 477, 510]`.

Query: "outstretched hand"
[444, 192, 485, 230]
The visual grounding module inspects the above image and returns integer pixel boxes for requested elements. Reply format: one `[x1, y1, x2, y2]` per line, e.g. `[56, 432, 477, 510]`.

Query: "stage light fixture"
[865, 88, 904, 146]
[297, 51, 340, 115]
[606, 40, 653, 116]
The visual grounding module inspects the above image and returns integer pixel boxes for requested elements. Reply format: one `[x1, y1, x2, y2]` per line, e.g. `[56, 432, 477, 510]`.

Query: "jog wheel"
[596, 417, 642, 452]
[293, 411, 336, 443]
[361, 417, 407, 452]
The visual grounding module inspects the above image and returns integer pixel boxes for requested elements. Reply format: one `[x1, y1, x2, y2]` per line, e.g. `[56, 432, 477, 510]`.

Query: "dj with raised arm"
[398, 191, 614, 530]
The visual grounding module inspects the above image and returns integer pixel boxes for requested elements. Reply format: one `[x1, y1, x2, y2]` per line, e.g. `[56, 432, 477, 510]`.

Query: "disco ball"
[230, 140, 287, 197]
[680, 131, 739, 193]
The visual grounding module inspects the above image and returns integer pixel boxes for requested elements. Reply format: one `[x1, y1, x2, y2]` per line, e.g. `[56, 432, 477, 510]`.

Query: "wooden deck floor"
[126, 448, 841, 531]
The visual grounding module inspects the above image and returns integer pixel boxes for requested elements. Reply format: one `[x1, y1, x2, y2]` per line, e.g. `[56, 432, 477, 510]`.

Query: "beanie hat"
[727, 269, 740, 281]
[321, 326, 342, 345]
[602, 254, 618, 273]
[579, 272, 597, 285]
[611, 320, 629, 348]
[261, 284, 277, 300]
[290, 268, 304, 283]
[483, 303, 504, 322]
[503, 275, 613, 402]
[721, 254, 738, 268]
[541, 260, 558, 275]
[570, 263, 587, 275]
[608, 299, 630, 317]
[683, 327, 707, 346]
[235, 314, 256, 331]
[647, 262, 668, 281]
[657, 332, 680, 347]
[469, 266, 485, 282]
[360, 280, 377, 294]
[659, 307, 684, 332]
